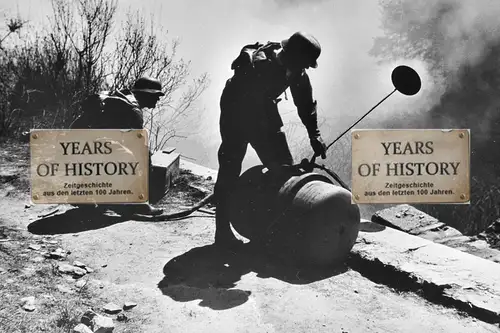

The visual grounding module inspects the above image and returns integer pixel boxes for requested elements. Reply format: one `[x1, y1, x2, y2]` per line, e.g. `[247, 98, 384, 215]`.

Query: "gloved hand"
[310, 136, 327, 159]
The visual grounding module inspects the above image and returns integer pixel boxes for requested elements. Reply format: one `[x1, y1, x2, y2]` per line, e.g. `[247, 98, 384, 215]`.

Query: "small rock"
[31, 256, 45, 263]
[50, 248, 66, 259]
[478, 232, 488, 240]
[58, 264, 87, 277]
[84, 267, 94, 273]
[73, 261, 86, 268]
[58, 264, 77, 274]
[395, 213, 401, 218]
[116, 313, 128, 322]
[20, 296, 36, 312]
[92, 314, 115, 333]
[103, 302, 122, 314]
[123, 302, 137, 310]
[101, 264, 107, 268]
[81, 310, 98, 327]
[73, 267, 87, 277]
[75, 280, 87, 288]
[73, 323, 93, 333]
[25, 204, 31, 209]
[57, 284, 74, 294]
[28, 244, 41, 251]
[206, 176, 212, 181]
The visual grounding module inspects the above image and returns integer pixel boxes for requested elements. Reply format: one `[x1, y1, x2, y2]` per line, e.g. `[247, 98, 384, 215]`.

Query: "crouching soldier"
[71, 77, 165, 216]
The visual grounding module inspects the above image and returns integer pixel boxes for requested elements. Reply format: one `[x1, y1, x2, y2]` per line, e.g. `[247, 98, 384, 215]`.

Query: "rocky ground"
[1, 139, 499, 333]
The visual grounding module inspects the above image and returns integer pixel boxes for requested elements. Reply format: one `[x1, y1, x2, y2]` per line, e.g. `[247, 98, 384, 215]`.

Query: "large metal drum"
[228, 165, 361, 267]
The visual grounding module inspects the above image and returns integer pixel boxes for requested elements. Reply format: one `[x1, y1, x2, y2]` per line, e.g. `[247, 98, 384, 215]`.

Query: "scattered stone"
[123, 302, 137, 310]
[73, 323, 93, 333]
[50, 248, 66, 259]
[25, 204, 31, 209]
[58, 263, 76, 274]
[101, 264, 107, 268]
[103, 302, 122, 314]
[468, 240, 489, 250]
[31, 256, 45, 263]
[28, 244, 41, 251]
[81, 310, 97, 327]
[73, 261, 86, 268]
[58, 263, 87, 277]
[92, 314, 115, 333]
[116, 313, 128, 322]
[75, 280, 87, 288]
[57, 284, 74, 294]
[44, 240, 58, 245]
[84, 266, 94, 273]
[73, 267, 87, 277]
[478, 232, 488, 240]
[20, 296, 36, 312]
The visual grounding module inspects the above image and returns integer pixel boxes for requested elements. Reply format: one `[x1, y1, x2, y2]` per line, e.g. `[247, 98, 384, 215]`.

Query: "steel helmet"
[281, 31, 321, 68]
[131, 77, 165, 96]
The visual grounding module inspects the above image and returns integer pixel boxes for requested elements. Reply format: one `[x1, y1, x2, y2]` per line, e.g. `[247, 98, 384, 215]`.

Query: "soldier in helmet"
[213, 31, 328, 248]
[71, 76, 165, 216]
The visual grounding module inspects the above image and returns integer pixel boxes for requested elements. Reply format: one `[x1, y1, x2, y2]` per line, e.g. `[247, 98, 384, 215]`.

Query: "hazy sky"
[0, 0, 428, 170]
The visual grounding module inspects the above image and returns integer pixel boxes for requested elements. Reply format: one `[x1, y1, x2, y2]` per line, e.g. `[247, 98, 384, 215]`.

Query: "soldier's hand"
[310, 136, 327, 159]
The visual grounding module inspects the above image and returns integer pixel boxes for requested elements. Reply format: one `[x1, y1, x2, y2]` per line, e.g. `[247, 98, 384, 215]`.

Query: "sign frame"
[351, 128, 470, 205]
[30, 128, 150, 205]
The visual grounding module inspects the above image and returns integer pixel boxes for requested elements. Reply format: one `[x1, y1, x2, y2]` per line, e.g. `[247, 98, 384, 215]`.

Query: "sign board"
[351, 129, 470, 204]
[30, 129, 149, 204]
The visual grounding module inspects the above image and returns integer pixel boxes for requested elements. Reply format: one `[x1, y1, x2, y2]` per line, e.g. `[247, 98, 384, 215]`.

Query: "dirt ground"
[1, 140, 499, 333]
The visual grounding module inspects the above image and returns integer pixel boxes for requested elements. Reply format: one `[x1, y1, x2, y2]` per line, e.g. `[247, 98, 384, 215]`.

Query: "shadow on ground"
[158, 243, 349, 311]
[27, 207, 130, 235]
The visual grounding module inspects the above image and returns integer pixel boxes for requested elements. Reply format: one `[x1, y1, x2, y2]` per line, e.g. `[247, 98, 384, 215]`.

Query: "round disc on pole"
[391, 65, 421, 96]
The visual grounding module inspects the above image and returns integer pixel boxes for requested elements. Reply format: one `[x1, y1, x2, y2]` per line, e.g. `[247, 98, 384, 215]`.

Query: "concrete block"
[372, 204, 443, 235]
[149, 150, 181, 204]
[179, 159, 218, 181]
[352, 226, 500, 323]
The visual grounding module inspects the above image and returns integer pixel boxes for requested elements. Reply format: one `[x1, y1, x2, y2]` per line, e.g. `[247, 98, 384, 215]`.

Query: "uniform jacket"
[224, 41, 320, 139]
[71, 89, 143, 130]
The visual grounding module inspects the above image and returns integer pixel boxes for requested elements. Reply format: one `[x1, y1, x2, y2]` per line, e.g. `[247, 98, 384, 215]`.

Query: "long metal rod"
[310, 88, 397, 162]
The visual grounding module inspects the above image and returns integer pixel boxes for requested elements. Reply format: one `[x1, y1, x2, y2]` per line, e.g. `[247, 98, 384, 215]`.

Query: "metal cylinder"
[228, 165, 360, 267]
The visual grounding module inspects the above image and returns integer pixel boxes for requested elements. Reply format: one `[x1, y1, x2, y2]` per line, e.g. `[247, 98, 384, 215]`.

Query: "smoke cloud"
[372, 0, 500, 133]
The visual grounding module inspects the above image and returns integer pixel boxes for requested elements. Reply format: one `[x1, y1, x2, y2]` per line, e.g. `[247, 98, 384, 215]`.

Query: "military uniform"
[214, 32, 327, 245]
[70, 78, 164, 216]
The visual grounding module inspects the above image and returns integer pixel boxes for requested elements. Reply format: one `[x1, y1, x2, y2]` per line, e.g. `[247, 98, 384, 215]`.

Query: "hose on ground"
[146, 159, 351, 222]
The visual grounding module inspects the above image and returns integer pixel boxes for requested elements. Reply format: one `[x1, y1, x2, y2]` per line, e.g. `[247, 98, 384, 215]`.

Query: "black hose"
[146, 160, 350, 222]
[147, 192, 215, 221]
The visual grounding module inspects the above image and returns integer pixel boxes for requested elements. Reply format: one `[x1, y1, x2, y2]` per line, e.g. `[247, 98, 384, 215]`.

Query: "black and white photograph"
[0, 0, 500, 332]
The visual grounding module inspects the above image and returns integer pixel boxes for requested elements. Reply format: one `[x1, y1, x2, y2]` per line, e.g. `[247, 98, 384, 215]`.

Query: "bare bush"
[0, 0, 209, 151]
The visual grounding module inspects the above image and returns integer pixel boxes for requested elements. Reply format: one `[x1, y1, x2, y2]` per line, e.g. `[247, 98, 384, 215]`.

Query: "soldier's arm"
[289, 70, 320, 138]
